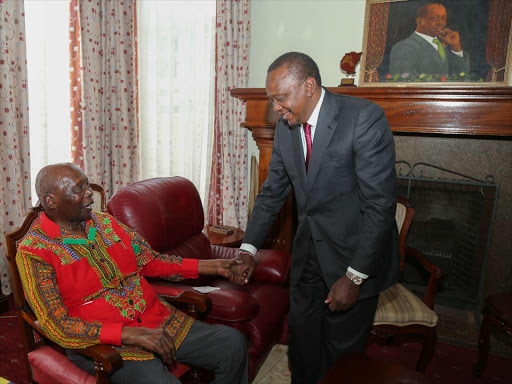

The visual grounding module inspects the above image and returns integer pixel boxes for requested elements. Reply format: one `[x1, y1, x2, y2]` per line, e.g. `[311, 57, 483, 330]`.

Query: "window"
[25, 0, 71, 201]
[137, 0, 216, 206]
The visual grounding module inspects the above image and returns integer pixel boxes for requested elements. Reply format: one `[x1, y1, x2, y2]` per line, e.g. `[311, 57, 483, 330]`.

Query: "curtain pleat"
[207, 0, 251, 230]
[485, 0, 512, 82]
[73, 0, 139, 197]
[0, 0, 32, 295]
[364, 3, 390, 82]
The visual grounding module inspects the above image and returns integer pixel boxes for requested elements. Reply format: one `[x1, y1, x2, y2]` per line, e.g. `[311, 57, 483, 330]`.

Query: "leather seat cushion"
[29, 345, 191, 383]
[373, 283, 438, 327]
[28, 345, 96, 384]
[211, 281, 289, 356]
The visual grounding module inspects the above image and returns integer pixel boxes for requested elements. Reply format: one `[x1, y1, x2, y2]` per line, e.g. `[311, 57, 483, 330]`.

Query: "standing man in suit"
[389, 2, 469, 77]
[229, 52, 400, 383]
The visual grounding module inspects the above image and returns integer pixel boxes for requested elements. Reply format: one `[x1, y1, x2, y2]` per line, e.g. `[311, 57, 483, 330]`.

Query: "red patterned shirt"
[16, 210, 199, 361]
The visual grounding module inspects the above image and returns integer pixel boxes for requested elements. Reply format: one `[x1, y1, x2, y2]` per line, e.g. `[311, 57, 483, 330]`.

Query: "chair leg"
[416, 327, 437, 372]
[474, 313, 491, 377]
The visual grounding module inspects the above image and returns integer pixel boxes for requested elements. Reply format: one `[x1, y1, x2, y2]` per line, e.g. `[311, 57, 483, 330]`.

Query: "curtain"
[137, 0, 216, 205]
[69, 0, 83, 168]
[0, 0, 31, 295]
[72, 0, 139, 197]
[364, 3, 390, 82]
[25, 0, 71, 199]
[485, 0, 512, 82]
[207, 0, 250, 230]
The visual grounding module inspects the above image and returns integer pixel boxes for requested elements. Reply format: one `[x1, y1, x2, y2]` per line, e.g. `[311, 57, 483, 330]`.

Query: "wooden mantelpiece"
[232, 86, 512, 136]
[231, 86, 512, 252]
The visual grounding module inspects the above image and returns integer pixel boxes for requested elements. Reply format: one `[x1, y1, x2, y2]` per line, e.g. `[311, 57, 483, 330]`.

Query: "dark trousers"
[288, 240, 378, 384]
[67, 320, 248, 384]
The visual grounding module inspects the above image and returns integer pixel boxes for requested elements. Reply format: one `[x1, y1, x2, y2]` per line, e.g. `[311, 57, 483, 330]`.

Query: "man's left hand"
[324, 275, 360, 312]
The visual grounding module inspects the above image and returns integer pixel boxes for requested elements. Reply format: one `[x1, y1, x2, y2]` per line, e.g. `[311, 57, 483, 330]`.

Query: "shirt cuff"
[180, 258, 199, 279]
[240, 243, 257, 257]
[452, 49, 463, 57]
[100, 322, 124, 346]
[347, 266, 368, 279]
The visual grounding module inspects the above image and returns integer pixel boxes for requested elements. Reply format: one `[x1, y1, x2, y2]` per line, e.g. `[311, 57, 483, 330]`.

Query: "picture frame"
[359, 0, 512, 87]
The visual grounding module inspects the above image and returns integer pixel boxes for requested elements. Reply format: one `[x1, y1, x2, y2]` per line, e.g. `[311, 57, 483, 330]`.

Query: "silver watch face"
[347, 271, 363, 285]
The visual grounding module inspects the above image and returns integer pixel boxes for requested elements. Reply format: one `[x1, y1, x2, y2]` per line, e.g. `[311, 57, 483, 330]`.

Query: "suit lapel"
[411, 33, 445, 68]
[305, 90, 338, 196]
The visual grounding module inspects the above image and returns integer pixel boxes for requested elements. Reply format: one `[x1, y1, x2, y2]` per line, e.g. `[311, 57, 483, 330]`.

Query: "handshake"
[198, 250, 256, 285]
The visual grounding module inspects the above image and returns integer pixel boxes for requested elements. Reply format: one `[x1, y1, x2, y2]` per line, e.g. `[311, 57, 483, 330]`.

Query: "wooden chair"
[371, 196, 443, 372]
[5, 184, 213, 384]
[474, 292, 512, 377]
[91, 182, 107, 212]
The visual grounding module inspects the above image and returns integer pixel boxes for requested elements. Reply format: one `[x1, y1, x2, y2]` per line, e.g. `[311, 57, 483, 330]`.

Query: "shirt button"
[137, 317, 142, 323]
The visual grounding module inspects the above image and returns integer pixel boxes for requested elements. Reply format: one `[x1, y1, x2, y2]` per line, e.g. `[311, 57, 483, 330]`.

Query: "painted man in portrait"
[389, 2, 470, 77]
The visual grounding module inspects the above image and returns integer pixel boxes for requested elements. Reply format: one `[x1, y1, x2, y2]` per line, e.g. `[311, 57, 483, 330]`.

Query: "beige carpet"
[253, 345, 291, 384]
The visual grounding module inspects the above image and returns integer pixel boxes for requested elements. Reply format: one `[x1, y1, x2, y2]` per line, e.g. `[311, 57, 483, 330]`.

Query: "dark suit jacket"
[389, 32, 470, 77]
[244, 89, 400, 300]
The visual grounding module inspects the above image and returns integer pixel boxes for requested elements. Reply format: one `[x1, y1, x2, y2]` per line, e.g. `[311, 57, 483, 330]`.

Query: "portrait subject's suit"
[389, 32, 470, 76]
[244, 89, 400, 381]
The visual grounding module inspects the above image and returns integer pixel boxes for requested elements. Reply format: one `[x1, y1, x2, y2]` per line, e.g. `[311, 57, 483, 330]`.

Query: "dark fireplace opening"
[396, 163, 499, 311]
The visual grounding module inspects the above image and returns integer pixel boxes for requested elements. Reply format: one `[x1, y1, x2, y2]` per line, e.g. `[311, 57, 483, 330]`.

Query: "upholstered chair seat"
[374, 283, 438, 327]
[370, 196, 443, 372]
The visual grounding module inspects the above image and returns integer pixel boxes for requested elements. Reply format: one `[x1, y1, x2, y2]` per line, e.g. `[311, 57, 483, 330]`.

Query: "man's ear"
[44, 194, 57, 210]
[304, 77, 316, 97]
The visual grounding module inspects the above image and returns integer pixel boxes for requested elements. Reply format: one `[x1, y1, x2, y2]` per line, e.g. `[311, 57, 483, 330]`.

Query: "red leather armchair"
[107, 177, 291, 381]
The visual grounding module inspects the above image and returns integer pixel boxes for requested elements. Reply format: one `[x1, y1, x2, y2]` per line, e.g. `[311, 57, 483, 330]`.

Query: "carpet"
[2, 294, 511, 384]
[0, 296, 28, 384]
[254, 343, 512, 384]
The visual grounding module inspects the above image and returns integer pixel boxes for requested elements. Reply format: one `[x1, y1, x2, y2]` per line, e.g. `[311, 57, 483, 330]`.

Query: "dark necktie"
[304, 123, 312, 170]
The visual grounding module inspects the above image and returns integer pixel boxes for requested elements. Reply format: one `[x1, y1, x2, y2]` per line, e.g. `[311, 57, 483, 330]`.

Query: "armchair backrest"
[6, 205, 43, 348]
[107, 177, 212, 259]
[91, 183, 107, 212]
[396, 196, 414, 271]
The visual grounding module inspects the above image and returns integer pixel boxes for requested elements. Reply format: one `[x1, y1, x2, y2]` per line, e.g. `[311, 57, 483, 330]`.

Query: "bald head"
[35, 163, 81, 206]
[35, 163, 94, 229]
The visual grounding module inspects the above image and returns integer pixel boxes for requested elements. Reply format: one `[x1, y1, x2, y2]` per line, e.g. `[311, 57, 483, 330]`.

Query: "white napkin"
[193, 286, 221, 294]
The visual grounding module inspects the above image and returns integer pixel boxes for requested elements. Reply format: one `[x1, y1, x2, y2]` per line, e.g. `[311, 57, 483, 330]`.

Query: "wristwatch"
[346, 270, 364, 286]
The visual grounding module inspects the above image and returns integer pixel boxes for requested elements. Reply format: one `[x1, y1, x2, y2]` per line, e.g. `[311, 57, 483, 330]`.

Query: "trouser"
[67, 320, 248, 384]
[288, 240, 379, 384]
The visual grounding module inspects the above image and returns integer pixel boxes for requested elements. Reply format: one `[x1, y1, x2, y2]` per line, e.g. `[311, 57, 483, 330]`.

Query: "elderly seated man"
[16, 163, 248, 384]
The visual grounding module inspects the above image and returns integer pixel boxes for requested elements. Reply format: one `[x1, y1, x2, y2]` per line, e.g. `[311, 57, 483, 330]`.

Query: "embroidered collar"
[40, 212, 95, 243]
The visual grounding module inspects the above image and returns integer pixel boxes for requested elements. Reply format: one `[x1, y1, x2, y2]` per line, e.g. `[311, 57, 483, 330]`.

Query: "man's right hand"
[229, 251, 256, 285]
[121, 327, 176, 365]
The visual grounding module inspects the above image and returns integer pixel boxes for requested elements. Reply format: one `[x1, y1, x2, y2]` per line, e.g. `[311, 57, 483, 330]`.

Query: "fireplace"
[396, 162, 499, 311]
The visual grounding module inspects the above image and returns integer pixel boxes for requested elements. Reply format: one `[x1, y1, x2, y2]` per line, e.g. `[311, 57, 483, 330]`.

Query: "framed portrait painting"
[359, 0, 512, 86]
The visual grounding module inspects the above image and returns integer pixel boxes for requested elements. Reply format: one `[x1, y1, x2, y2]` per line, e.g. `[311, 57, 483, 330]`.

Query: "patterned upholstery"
[374, 283, 438, 327]
[395, 202, 406, 233]
[370, 196, 443, 372]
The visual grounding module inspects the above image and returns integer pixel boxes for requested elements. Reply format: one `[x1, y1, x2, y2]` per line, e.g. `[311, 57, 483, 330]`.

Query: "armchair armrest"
[405, 246, 444, 309]
[21, 308, 123, 377]
[156, 285, 212, 317]
[253, 249, 290, 284]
